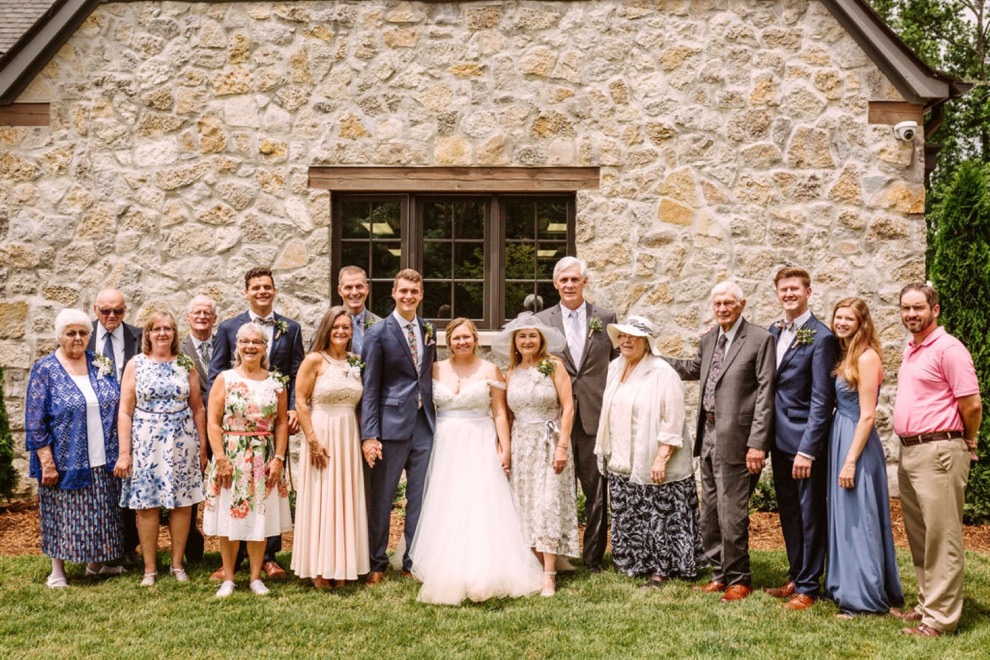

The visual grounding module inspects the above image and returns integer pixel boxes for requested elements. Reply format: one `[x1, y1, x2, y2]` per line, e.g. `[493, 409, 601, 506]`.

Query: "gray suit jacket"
[179, 334, 211, 402]
[665, 317, 776, 464]
[537, 302, 618, 437]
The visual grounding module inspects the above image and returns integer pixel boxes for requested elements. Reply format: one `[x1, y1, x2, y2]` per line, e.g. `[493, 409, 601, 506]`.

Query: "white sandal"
[249, 579, 270, 596]
[46, 574, 69, 589]
[169, 567, 189, 583]
[540, 571, 556, 597]
[84, 564, 127, 577]
[215, 580, 236, 599]
[140, 572, 157, 587]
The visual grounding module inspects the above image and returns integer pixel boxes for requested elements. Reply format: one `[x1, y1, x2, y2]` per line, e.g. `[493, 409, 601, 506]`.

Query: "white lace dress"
[408, 378, 543, 605]
[506, 367, 580, 557]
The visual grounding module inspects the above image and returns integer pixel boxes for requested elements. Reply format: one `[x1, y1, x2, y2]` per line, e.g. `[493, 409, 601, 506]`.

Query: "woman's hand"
[214, 458, 234, 489]
[553, 446, 568, 474]
[500, 448, 511, 476]
[839, 462, 856, 489]
[266, 457, 284, 489]
[651, 455, 667, 484]
[113, 454, 132, 479]
[40, 460, 59, 487]
[309, 440, 329, 470]
[199, 448, 208, 474]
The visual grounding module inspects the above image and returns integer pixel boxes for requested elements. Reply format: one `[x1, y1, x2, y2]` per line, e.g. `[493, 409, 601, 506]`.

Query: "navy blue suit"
[207, 310, 304, 563]
[361, 313, 436, 573]
[770, 313, 838, 597]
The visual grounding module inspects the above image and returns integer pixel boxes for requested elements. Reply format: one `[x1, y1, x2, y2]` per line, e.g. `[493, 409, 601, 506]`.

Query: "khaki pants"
[897, 439, 970, 633]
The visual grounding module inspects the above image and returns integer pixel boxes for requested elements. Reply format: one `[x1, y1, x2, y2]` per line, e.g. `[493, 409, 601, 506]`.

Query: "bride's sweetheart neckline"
[432, 378, 491, 396]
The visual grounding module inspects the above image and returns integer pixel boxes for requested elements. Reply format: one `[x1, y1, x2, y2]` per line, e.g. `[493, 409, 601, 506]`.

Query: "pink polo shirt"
[893, 326, 980, 437]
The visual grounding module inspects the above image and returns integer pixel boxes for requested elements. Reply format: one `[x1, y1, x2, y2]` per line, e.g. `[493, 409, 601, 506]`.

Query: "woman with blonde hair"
[825, 297, 903, 617]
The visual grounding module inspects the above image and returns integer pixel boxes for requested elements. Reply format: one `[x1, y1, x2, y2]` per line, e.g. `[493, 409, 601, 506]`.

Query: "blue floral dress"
[120, 354, 204, 509]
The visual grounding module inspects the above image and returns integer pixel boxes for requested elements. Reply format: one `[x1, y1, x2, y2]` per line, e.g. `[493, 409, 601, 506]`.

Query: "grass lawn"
[1, 549, 989, 658]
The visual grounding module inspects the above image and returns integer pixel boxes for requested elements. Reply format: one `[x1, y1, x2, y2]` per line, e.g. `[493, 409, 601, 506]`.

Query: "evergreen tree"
[0, 366, 19, 501]
[928, 161, 990, 522]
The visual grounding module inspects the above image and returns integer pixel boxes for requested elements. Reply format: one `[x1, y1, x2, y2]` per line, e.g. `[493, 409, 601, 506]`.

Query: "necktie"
[198, 340, 212, 369]
[351, 315, 364, 355]
[568, 311, 585, 364]
[702, 334, 728, 413]
[774, 320, 794, 331]
[406, 321, 420, 370]
[102, 332, 117, 379]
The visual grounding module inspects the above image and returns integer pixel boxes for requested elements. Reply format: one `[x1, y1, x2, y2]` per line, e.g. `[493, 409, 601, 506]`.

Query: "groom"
[361, 269, 436, 584]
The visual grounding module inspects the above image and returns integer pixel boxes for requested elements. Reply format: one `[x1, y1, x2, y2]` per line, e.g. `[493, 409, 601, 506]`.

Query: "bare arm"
[959, 393, 983, 461]
[113, 360, 138, 478]
[266, 386, 289, 489]
[551, 357, 575, 474]
[489, 364, 511, 474]
[207, 374, 233, 488]
[295, 355, 329, 470]
[838, 351, 881, 489]
[187, 366, 208, 472]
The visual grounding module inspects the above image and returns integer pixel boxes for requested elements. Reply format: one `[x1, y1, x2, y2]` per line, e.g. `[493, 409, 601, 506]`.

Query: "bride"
[409, 318, 543, 605]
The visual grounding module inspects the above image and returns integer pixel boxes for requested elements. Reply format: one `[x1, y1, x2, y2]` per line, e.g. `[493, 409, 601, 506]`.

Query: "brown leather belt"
[704, 411, 716, 425]
[898, 430, 964, 447]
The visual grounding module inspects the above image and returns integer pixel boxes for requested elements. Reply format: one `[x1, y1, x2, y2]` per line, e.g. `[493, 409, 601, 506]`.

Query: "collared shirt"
[717, 316, 743, 355]
[392, 309, 423, 363]
[562, 300, 587, 364]
[893, 326, 980, 437]
[98, 323, 125, 380]
[191, 334, 214, 367]
[776, 309, 812, 367]
[248, 311, 275, 357]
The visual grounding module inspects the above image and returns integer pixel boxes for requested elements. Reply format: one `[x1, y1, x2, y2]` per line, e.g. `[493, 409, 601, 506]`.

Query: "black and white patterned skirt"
[608, 472, 706, 579]
[39, 467, 123, 563]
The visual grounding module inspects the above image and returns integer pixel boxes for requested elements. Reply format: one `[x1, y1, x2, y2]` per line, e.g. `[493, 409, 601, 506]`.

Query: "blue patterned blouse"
[25, 350, 121, 490]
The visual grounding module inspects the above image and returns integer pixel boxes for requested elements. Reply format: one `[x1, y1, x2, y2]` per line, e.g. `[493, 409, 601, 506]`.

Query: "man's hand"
[792, 454, 813, 480]
[362, 438, 383, 468]
[746, 448, 766, 475]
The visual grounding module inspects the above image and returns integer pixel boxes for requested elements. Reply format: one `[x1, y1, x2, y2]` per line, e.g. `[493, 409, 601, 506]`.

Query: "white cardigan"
[594, 354, 692, 486]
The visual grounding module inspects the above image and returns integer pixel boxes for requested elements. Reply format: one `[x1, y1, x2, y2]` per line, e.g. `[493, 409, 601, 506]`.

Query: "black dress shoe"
[586, 564, 604, 574]
[640, 575, 668, 589]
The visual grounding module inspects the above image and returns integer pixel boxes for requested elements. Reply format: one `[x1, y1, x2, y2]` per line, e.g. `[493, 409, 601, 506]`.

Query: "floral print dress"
[203, 370, 292, 541]
[121, 354, 204, 510]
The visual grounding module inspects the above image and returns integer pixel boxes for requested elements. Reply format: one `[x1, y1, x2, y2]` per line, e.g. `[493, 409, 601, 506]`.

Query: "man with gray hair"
[664, 281, 775, 602]
[536, 256, 617, 572]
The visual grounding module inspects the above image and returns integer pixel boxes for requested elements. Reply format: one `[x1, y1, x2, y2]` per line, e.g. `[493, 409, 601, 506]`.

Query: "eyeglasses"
[189, 310, 215, 317]
[151, 326, 175, 334]
[64, 329, 90, 338]
[98, 308, 125, 316]
[237, 340, 267, 346]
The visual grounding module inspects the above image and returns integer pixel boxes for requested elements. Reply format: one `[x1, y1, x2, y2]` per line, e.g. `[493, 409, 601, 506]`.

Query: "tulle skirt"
[409, 414, 543, 605]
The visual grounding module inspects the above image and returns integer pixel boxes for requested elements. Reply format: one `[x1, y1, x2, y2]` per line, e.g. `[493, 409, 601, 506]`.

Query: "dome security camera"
[893, 120, 919, 142]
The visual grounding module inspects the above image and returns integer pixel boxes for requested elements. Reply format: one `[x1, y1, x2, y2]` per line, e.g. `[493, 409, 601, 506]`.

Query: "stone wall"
[0, 0, 925, 493]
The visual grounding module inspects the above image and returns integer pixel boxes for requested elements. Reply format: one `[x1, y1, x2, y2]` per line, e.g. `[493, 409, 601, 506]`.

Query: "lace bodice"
[312, 358, 363, 407]
[135, 354, 189, 414]
[506, 366, 561, 423]
[433, 379, 493, 415]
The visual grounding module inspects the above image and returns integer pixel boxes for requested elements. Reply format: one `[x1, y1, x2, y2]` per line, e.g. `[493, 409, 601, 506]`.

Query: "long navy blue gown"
[825, 378, 904, 615]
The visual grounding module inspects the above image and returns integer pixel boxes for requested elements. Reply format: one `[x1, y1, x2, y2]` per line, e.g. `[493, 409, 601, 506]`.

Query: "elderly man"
[87, 287, 142, 565]
[892, 283, 982, 637]
[665, 281, 775, 602]
[338, 265, 381, 356]
[178, 294, 217, 563]
[536, 256, 617, 572]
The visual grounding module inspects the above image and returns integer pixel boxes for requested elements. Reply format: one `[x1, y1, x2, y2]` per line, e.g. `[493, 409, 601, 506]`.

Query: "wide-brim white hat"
[491, 312, 567, 362]
[606, 315, 662, 356]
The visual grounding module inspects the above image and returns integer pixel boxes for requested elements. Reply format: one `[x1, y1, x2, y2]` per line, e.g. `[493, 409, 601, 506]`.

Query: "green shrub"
[749, 470, 778, 513]
[928, 161, 990, 524]
[0, 365, 19, 501]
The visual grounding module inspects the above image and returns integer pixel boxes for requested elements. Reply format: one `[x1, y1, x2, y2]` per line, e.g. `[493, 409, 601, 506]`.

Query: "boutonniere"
[93, 354, 114, 379]
[364, 316, 377, 329]
[274, 319, 289, 340]
[423, 322, 436, 346]
[587, 316, 603, 339]
[175, 353, 194, 372]
[269, 368, 290, 389]
[536, 356, 556, 378]
[793, 327, 817, 348]
[345, 354, 365, 379]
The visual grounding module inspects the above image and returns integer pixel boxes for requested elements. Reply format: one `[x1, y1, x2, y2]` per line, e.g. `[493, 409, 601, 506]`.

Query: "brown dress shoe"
[783, 593, 815, 611]
[365, 571, 385, 585]
[719, 585, 753, 602]
[400, 570, 413, 578]
[764, 581, 796, 599]
[209, 567, 226, 582]
[901, 623, 941, 638]
[890, 608, 922, 622]
[693, 581, 726, 593]
[263, 561, 287, 580]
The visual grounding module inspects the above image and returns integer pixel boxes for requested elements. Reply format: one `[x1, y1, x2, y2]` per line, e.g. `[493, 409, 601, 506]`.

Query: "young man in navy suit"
[765, 267, 838, 610]
[207, 267, 304, 580]
[360, 269, 436, 584]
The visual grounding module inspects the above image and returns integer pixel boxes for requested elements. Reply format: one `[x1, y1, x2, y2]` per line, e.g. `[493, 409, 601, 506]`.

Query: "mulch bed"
[4, 497, 990, 556]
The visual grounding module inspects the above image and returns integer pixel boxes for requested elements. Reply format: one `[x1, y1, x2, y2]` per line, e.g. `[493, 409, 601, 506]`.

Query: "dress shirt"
[352, 309, 367, 355]
[776, 309, 812, 367]
[248, 311, 275, 357]
[717, 316, 743, 355]
[392, 310, 423, 364]
[97, 324, 125, 380]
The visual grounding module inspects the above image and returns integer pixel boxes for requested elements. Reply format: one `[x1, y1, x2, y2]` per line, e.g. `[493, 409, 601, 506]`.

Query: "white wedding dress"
[409, 378, 543, 605]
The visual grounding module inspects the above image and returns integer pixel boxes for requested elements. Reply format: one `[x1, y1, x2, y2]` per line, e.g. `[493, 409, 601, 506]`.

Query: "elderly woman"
[25, 308, 126, 588]
[115, 311, 207, 586]
[291, 306, 369, 589]
[203, 322, 292, 598]
[493, 313, 577, 597]
[595, 316, 705, 588]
